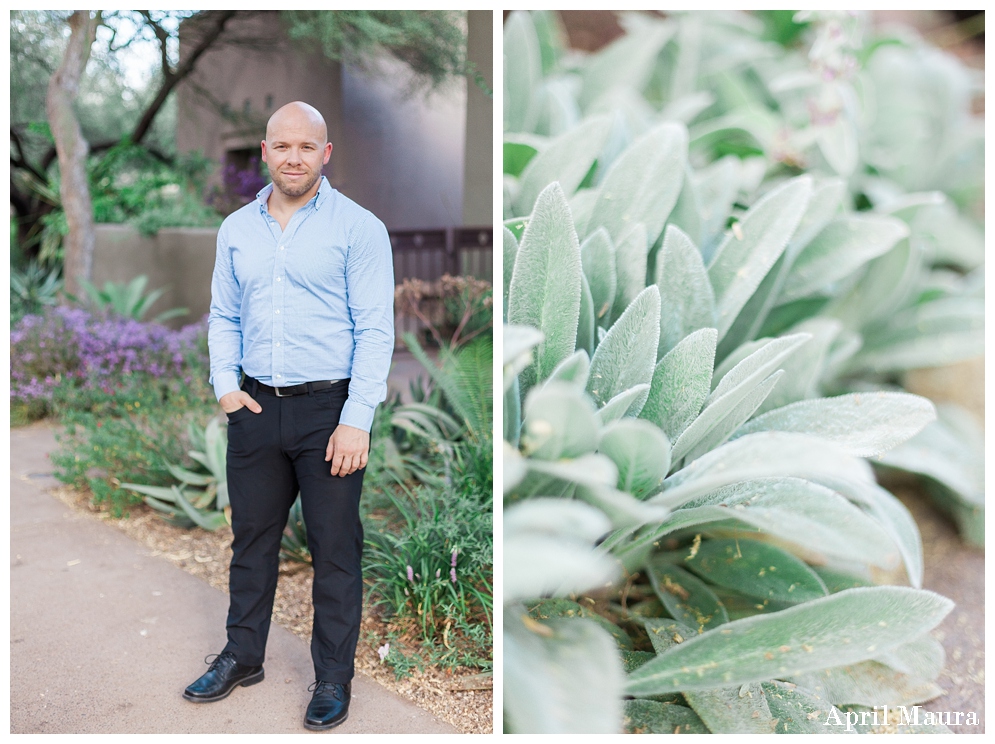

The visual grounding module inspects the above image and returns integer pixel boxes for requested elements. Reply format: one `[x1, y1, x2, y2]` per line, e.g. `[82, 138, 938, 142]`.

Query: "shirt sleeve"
[340, 213, 395, 431]
[208, 223, 244, 401]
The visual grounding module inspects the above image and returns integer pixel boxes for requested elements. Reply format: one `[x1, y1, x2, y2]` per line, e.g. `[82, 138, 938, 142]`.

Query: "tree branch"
[10, 127, 48, 182]
[128, 9, 238, 146]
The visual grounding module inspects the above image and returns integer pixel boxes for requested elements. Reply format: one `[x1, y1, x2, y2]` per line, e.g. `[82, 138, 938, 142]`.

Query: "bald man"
[185, 101, 394, 730]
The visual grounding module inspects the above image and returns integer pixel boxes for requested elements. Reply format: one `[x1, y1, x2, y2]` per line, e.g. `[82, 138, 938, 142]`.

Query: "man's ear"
[323, 142, 332, 165]
[260, 140, 269, 163]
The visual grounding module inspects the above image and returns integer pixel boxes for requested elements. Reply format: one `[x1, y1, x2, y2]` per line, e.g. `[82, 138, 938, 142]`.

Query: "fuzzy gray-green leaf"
[710, 332, 810, 401]
[682, 538, 828, 604]
[626, 586, 953, 695]
[735, 392, 936, 458]
[508, 183, 582, 393]
[581, 227, 617, 326]
[754, 318, 840, 415]
[790, 656, 944, 708]
[708, 176, 812, 339]
[654, 432, 874, 510]
[515, 116, 613, 216]
[675, 369, 783, 465]
[609, 223, 649, 325]
[506, 614, 625, 733]
[878, 404, 984, 507]
[595, 384, 651, 426]
[522, 382, 600, 461]
[598, 418, 671, 498]
[588, 285, 661, 407]
[635, 477, 897, 570]
[656, 225, 716, 357]
[588, 122, 689, 246]
[622, 700, 709, 734]
[545, 349, 590, 390]
[504, 11, 541, 134]
[646, 562, 729, 630]
[503, 226, 519, 321]
[577, 272, 596, 356]
[780, 214, 910, 303]
[814, 476, 924, 589]
[640, 328, 716, 443]
[684, 685, 777, 734]
[761, 680, 850, 734]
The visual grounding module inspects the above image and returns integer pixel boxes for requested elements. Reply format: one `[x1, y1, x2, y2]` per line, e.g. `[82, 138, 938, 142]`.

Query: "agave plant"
[505, 9, 984, 544]
[76, 274, 189, 324]
[502, 10, 978, 734]
[122, 417, 229, 530]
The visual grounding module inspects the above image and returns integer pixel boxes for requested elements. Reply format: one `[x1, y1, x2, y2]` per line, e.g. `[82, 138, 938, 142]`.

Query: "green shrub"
[51, 392, 216, 517]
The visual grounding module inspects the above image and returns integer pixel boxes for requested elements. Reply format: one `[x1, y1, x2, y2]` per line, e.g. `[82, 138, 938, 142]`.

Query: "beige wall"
[92, 225, 218, 329]
[463, 10, 494, 226]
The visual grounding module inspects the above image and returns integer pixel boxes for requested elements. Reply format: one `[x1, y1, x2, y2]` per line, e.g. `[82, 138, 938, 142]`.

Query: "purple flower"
[451, 548, 458, 568]
[450, 568, 457, 584]
[406, 565, 414, 583]
[10, 306, 211, 407]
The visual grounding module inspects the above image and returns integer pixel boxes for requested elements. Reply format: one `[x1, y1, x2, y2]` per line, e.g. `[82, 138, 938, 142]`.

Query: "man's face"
[261, 115, 332, 199]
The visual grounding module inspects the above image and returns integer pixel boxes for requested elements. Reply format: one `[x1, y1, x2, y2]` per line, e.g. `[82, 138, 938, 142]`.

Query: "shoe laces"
[309, 680, 342, 699]
[204, 651, 236, 671]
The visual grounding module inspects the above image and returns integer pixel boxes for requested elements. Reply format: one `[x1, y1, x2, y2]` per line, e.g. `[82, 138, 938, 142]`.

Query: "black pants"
[222, 378, 364, 683]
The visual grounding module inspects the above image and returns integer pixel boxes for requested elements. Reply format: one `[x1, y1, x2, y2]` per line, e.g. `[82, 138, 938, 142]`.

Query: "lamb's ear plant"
[503, 9, 981, 734]
[504, 9, 985, 541]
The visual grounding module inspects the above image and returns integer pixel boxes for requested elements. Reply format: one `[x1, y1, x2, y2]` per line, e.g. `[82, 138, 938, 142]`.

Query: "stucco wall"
[92, 225, 218, 329]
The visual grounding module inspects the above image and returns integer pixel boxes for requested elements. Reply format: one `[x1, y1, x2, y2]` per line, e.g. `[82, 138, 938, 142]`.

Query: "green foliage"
[10, 261, 62, 325]
[502, 9, 977, 733]
[363, 469, 492, 645]
[362, 331, 492, 667]
[75, 275, 188, 324]
[282, 10, 470, 92]
[51, 389, 216, 517]
[120, 418, 229, 530]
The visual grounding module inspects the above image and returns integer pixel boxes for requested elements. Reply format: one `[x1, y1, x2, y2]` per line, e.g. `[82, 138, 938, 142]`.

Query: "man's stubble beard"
[269, 167, 321, 199]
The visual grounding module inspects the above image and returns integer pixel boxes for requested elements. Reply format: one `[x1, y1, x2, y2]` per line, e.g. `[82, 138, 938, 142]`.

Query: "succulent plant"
[502, 10, 981, 734]
[122, 417, 230, 530]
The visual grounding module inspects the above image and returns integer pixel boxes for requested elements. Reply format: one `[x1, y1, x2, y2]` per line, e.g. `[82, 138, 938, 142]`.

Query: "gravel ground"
[49, 484, 493, 735]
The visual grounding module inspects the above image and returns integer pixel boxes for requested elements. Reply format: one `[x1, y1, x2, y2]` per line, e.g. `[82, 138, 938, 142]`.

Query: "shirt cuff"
[213, 371, 242, 402]
[339, 399, 376, 432]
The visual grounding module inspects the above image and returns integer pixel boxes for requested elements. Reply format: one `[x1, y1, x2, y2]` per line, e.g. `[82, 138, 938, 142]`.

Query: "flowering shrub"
[208, 156, 269, 216]
[10, 306, 210, 420]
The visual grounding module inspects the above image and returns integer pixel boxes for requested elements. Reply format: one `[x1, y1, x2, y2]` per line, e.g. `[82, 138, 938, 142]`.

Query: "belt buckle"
[274, 386, 293, 398]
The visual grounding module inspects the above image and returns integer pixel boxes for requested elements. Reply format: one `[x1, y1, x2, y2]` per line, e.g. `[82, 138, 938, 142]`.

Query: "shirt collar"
[255, 176, 332, 213]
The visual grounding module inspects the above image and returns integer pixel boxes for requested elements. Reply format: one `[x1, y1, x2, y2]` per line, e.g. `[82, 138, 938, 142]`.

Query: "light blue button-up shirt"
[208, 177, 394, 432]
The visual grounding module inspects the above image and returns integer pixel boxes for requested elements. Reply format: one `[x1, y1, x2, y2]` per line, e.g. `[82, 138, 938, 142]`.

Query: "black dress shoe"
[182, 651, 264, 703]
[304, 680, 351, 730]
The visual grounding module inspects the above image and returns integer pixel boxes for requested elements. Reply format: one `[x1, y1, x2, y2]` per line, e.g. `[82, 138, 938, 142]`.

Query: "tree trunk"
[45, 10, 99, 298]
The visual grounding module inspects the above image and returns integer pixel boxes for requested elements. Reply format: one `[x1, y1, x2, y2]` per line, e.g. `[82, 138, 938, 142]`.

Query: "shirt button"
[276, 374, 282, 379]
[275, 342, 280, 347]
[275, 309, 280, 314]
[279, 245, 285, 251]
[276, 277, 281, 282]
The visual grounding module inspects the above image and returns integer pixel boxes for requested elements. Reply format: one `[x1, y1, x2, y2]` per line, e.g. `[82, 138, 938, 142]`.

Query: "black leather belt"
[244, 376, 344, 398]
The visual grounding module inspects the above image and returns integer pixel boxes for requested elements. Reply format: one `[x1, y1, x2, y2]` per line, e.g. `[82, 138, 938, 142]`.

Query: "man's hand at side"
[325, 424, 370, 476]
[219, 391, 262, 414]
